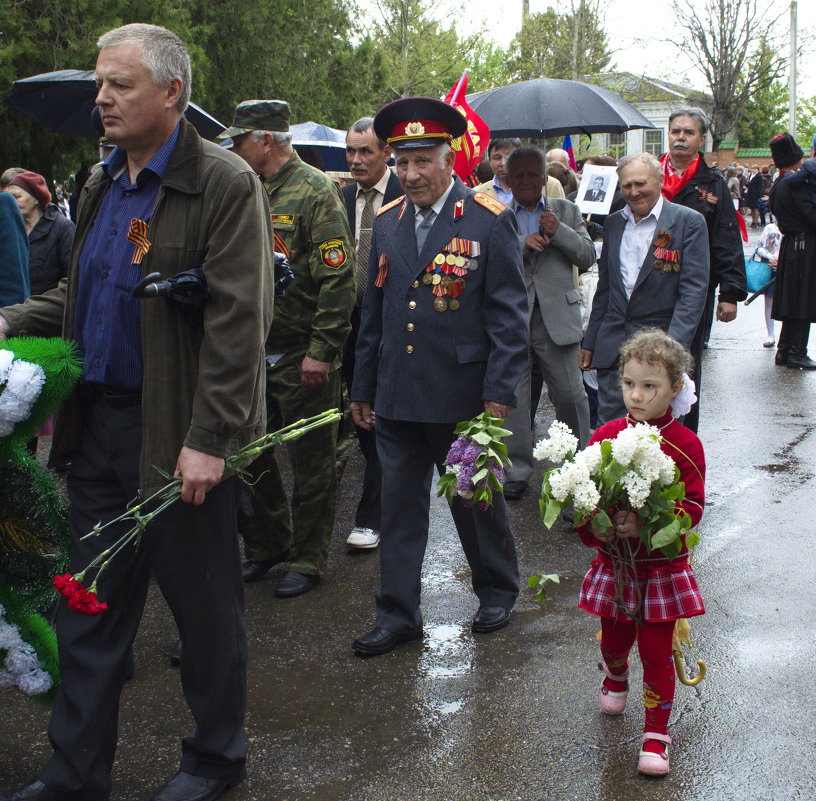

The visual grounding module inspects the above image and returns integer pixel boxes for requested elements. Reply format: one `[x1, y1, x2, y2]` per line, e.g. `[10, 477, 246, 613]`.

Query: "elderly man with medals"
[349, 98, 529, 656]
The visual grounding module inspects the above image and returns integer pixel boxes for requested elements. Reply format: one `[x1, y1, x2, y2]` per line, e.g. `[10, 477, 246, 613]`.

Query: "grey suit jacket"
[352, 177, 529, 423]
[583, 200, 710, 369]
[517, 197, 596, 346]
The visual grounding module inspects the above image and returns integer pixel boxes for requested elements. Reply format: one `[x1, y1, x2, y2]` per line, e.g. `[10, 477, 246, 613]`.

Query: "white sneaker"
[346, 527, 380, 549]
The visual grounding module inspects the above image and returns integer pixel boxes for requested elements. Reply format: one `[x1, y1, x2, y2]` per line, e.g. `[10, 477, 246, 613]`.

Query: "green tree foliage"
[368, 0, 483, 102]
[507, 1, 611, 82]
[1, 0, 386, 187]
[735, 81, 787, 148]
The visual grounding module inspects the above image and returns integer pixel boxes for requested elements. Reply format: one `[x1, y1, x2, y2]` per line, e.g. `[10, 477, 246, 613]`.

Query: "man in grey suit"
[579, 153, 710, 424]
[502, 146, 596, 499]
[350, 98, 529, 656]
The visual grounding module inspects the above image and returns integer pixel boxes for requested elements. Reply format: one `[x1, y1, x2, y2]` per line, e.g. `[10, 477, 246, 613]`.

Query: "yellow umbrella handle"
[673, 649, 706, 686]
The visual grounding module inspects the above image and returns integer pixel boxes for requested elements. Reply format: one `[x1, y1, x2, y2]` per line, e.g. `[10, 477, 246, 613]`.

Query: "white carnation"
[6, 360, 46, 402]
[19, 668, 53, 696]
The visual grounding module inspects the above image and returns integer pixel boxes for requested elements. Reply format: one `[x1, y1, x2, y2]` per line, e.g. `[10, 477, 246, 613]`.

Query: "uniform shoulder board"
[377, 194, 406, 216]
[473, 192, 506, 216]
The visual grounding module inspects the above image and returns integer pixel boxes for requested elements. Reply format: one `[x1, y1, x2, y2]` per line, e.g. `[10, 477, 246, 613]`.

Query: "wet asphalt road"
[3, 228, 816, 800]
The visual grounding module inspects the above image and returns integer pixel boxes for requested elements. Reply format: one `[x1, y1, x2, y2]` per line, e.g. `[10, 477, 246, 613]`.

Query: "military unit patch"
[319, 239, 348, 269]
[270, 213, 296, 226]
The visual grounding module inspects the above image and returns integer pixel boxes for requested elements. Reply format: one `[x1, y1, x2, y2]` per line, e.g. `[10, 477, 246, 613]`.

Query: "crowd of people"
[1, 20, 815, 801]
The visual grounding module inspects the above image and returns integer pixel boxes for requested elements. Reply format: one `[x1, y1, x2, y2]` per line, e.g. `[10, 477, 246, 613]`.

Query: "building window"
[608, 132, 626, 159]
[645, 129, 663, 157]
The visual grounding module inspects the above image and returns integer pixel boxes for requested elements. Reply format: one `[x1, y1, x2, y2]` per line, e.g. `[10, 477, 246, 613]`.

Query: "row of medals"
[653, 259, 681, 272]
[423, 252, 478, 312]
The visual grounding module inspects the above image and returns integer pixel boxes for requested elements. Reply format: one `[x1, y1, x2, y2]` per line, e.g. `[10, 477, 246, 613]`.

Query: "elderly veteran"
[349, 97, 529, 656]
[223, 100, 355, 596]
[502, 146, 595, 500]
[580, 153, 709, 425]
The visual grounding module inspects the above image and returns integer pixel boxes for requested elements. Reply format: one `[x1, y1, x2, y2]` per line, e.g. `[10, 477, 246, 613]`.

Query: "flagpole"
[449, 69, 470, 106]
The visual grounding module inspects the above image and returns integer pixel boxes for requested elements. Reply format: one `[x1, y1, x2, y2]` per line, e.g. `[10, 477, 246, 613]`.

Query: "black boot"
[786, 321, 816, 369]
[775, 322, 791, 365]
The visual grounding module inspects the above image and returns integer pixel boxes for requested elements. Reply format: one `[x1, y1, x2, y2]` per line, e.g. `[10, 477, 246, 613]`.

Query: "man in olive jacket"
[0, 24, 273, 801]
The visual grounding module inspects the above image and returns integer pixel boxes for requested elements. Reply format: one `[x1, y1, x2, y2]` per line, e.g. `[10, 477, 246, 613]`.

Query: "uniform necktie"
[356, 188, 377, 305]
[415, 207, 436, 256]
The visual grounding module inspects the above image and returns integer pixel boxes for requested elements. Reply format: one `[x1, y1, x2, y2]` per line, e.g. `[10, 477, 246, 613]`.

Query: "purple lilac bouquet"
[437, 413, 511, 510]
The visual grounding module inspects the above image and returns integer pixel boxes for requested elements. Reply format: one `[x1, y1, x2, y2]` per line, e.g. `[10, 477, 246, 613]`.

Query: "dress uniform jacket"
[352, 177, 529, 421]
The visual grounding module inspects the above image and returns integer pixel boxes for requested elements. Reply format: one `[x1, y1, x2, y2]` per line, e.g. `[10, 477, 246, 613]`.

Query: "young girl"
[576, 328, 705, 777]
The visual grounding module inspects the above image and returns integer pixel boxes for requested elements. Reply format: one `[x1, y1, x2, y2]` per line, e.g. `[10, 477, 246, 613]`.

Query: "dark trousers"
[685, 286, 716, 433]
[374, 416, 519, 633]
[342, 304, 382, 529]
[241, 351, 340, 574]
[39, 399, 246, 800]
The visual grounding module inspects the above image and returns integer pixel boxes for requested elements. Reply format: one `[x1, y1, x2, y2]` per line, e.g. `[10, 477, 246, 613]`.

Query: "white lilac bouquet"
[536, 420, 699, 557]
[535, 420, 699, 621]
[437, 413, 511, 511]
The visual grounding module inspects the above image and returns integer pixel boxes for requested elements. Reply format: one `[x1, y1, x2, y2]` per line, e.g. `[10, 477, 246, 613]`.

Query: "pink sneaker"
[637, 732, 674, 776]
[597, 662, 628, 715]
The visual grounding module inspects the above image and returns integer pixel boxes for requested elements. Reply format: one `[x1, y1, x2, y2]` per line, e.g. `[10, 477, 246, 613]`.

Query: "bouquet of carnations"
[535, 420, 699, 557]
[437, 413, 511, 511]
[53, 409, 342, 615]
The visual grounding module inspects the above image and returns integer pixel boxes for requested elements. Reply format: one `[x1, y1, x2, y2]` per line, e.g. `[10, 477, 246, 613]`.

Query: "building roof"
[587, 72, 713, 106]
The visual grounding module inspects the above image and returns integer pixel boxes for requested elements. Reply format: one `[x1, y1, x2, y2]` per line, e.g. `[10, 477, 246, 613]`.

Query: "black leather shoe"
[241, 559, 278, 582]
[0, 779, 69, 801]
[471, 606, 511, 633]
[170, 638, 183, 667]
[787, 354, 816, 369]
[149, 769, 245, 801]
[775, 349, 789, 365]
[274, 570, 319, 598]
[352, 626, 423, 656]
[503, 481, 528, 500]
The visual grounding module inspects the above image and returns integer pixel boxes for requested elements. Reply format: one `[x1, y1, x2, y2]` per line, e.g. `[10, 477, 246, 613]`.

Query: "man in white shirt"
[579, 153, 710, 424]
[474, 138, 564, 203]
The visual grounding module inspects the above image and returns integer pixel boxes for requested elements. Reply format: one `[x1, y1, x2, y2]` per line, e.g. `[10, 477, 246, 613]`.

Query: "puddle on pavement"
[418, 623, 473, 679]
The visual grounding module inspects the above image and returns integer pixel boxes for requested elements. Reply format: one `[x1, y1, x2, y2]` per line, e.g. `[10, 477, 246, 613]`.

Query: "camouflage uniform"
[242, 150, 355, 575]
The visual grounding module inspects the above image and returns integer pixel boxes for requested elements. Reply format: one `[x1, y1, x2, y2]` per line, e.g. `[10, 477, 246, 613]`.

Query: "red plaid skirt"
[578, 551, 705, 623]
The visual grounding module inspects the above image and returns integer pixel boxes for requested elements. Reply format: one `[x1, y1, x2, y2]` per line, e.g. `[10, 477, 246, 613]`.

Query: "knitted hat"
[9, 171, 51, 209]
[769, 133, 804, 169]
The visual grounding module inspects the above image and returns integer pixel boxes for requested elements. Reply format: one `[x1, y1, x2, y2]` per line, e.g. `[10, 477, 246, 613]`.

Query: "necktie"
[356, 188, 377, 305]
[415, 207, 436, 256]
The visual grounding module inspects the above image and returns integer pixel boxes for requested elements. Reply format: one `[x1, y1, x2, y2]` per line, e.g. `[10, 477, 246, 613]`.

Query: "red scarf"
[659, 153, 701, 200]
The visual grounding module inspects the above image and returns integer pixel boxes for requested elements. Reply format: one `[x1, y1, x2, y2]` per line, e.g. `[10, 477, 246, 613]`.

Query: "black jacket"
[27, 204, 75, 296]
[665, 155, 747, 304]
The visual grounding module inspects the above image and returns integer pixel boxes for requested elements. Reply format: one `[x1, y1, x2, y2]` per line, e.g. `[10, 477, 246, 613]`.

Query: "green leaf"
[591, 508, 612, 532]
[541, 497, 561, 529]
[486, 424, 513, 439]
[650, 518, 681, 549]
[472, 467, 489, 484]
[471, 431, 492, 445]
[685, 529, 700, 549]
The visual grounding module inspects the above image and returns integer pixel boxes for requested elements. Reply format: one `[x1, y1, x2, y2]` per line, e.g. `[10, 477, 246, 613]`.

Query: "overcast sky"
[458, 0, 816, 120]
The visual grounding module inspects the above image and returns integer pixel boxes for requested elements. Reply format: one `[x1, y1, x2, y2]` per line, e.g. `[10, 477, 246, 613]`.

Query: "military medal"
[421, 237, 481, 311]
[433, 297, 448, 312]
[375, 253, 389, 287]
[423, 272, 433, 285]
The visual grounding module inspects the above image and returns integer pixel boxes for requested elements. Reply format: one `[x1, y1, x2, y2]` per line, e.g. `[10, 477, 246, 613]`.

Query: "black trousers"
[39, 398, 246, 800]
[342, 304, 382, 530]
[374, 416, 519, 633]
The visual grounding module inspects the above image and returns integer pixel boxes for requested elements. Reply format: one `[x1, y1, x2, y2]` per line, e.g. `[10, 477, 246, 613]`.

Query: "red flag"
[443, 71, 490, 185]
[563, 135, 578, 171]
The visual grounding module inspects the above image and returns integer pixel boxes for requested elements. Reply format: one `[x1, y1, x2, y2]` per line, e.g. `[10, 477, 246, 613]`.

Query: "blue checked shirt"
[74, 124, 180, 390]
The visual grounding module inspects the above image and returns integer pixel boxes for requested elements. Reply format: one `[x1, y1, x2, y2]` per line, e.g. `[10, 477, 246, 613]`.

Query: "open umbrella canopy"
[467, 77, 655, 139]
[290, 121, 348, 172]
[5, 70, 226, 140]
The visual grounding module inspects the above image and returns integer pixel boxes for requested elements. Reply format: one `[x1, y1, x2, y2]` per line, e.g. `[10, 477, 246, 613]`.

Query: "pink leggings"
[600, 617, 676, 734]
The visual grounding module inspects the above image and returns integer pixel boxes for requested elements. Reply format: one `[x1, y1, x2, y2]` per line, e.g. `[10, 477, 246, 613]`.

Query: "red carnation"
[53, 573, 108, 615]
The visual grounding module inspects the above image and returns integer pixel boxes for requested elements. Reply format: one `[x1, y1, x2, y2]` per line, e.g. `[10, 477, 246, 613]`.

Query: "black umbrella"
[5, 70, 225, 140]
[467, 77, 655, 138]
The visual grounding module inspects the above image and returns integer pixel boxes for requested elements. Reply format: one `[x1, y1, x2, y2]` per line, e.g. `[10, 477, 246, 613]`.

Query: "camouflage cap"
[217, 99, 291, 139]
